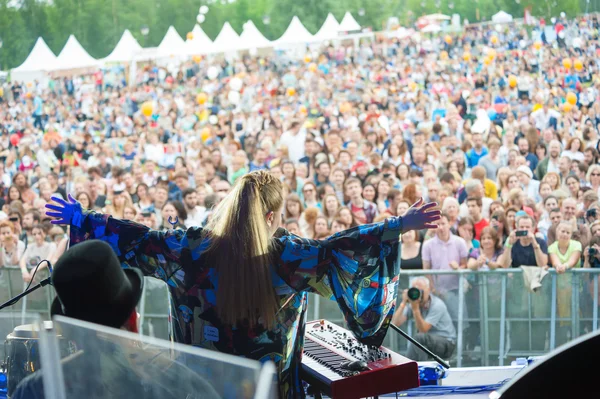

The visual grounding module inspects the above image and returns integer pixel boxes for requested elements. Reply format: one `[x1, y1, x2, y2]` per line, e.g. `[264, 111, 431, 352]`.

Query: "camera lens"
[407, 287, 421, 301]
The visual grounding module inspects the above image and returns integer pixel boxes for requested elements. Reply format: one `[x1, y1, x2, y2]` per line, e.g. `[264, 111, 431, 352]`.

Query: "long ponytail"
[206, 171, 283, 329]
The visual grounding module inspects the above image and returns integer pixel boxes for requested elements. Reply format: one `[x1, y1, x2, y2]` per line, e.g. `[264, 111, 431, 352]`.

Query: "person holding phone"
[502, 214, 549, 268]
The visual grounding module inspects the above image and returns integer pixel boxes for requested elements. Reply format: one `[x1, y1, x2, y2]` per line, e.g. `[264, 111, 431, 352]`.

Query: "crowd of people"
[1, 14, 600, 346]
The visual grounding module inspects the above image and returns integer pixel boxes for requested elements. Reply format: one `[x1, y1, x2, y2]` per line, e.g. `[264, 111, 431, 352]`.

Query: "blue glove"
[402, 198, 441, 232]
[45, 194, 83, 227]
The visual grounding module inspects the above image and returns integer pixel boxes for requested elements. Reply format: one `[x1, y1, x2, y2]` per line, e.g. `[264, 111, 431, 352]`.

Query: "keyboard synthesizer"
[301, 319, 419, 398]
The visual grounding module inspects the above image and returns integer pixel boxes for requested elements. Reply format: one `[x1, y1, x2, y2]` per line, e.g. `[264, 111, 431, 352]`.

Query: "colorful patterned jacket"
[69, 210, 402, 398]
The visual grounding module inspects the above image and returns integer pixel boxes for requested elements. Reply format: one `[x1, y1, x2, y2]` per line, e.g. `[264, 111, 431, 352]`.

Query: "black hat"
[51, 240, 144, 329]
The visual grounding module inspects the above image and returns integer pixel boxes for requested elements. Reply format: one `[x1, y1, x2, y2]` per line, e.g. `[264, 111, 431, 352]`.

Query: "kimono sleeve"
[273, 218, 402, 346]
[70, 210, 207, 282]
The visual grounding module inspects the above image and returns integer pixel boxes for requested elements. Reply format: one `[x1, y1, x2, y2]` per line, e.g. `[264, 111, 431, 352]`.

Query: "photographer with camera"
[392, 277, 456, 362]
[584, 236, 600, 269]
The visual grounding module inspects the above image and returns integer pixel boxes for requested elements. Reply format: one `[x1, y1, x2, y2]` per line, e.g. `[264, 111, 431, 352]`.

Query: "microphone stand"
[390, 323, 451, 369]
[0, 277, 52, 312]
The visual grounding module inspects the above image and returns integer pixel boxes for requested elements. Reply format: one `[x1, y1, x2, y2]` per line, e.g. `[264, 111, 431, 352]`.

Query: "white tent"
[275, 16, 315, 46]
[424, 13, 451, 21]
[237, 20, 272, 51]
[53, 35, 99, 71]
[314, 13, 341, 41]
[492, 11, 513, 24]
[12, 37, 58, 83]
[102, 29, 142, 64]
[186, 24, 214, 55]
[156, 26, 187, 59]
[338, 12, 361, 32]
[421, 24, 442, 33]
[210, 22, 241, 53]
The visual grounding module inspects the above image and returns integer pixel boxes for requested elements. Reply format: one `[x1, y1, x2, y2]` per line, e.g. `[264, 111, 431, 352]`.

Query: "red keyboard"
[301, 320, 419, 399]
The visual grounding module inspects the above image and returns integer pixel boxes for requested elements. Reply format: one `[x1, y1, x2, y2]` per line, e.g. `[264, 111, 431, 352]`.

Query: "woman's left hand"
[402, 198, 442, 232]
[45, 194, 82, 226]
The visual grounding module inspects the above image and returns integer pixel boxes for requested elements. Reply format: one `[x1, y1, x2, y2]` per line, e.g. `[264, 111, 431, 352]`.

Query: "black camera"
[407, 287, 422, 301]
[516, 230, 528, 237]
[590, 247, 598, 256]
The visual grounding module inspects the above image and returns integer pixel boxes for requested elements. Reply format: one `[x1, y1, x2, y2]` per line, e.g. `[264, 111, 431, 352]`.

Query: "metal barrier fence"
[308, 268, 600, 367]
[0, 267, 172, 341]
[3, 264, 597, 368]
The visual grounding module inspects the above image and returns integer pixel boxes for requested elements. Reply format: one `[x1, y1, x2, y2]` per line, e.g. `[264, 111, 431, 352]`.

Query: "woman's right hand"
[45, 194, 82, 226]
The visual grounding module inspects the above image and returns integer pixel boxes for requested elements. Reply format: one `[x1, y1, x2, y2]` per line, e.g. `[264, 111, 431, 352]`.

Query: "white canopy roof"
[338, 12, 361, 32]
[211, 22, 240, 53]
[13, 37, 58, 72]
[102, 29, 142, 64]
[157, 26, 187, 59]
[492, 11, 513, 24]
[421, 24, 442, 33]
[314, 13, 341, 41]
[186, 24, 214, 55]
[424, 13, 451, 21]
[275, 16, 314, 45]
[53, 35, 98, 71]
[237, 20, 272, 50]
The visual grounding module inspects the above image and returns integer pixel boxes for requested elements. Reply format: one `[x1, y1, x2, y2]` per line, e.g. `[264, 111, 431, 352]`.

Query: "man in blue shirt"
[33, 94, 43, 130]
[466, 132, 488, 168]
[517, 137, 539, 172]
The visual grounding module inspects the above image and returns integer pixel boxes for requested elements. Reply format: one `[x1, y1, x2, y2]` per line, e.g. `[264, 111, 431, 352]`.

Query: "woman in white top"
[561, 137, 585, 162]
[0, 221, 25, 269]
[19, 225, 56, 283]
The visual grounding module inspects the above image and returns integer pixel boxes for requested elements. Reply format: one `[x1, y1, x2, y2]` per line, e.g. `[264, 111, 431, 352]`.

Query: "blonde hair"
[205, 170, 283, 329]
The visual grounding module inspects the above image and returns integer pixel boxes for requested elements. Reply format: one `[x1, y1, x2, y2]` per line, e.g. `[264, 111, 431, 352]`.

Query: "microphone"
[0, 259, 53, 312]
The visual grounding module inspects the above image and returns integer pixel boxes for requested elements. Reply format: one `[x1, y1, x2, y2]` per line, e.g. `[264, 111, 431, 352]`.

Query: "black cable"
[24, 259, 50, 292]
[5, 259, 52, 308]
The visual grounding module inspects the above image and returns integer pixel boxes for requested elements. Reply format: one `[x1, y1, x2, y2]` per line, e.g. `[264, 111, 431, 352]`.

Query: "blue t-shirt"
[466, 147, 489, 168]
[33, 96, 43, 116]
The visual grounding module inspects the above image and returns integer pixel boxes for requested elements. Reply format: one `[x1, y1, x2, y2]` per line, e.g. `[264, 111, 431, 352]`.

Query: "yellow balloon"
[286, 87, 296, 97]
[141, 101, 153, 117]
[534, 41, 542, 50]
[440, 51, 448, 60]
[508, 75, 517, 88]
[532, 103, 542, 112]
[196, 92, 208, 105]
[566, 92, 577, 105]
[444, 35, 452, 44]
[484, 56, 492, 66]
[192, 55, 202, 63]
[463, 52, 471, 62]
[304, 55, 312, 63]
[563, 58, 572, 69]
[187, 32, 194, 40]
[487, 49, 496, 59]
[308, 63, 318, 73]
[563, 102, 573, 112]
[574, 59, 583, 71]
[299, 105, 308, 114]
[200, 127, 211, 142]
[491, 35, 498, 45]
